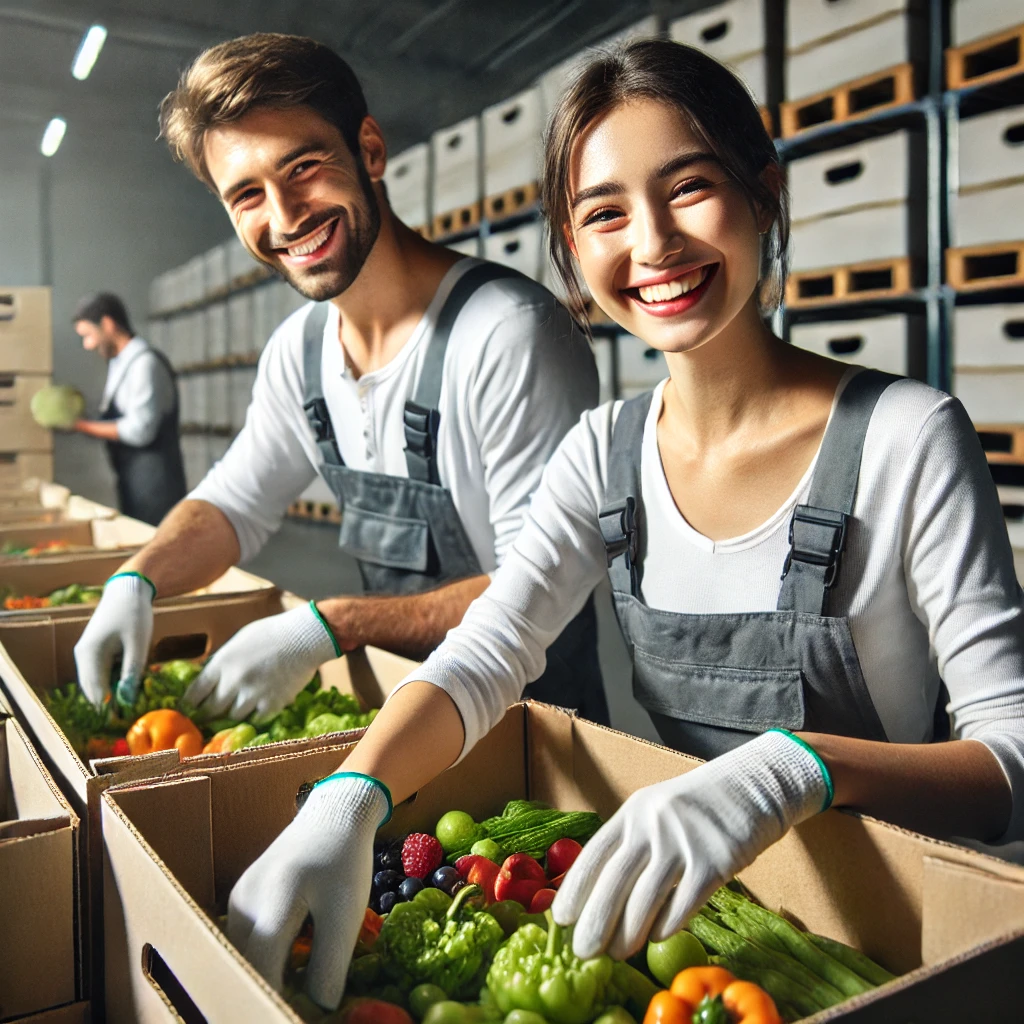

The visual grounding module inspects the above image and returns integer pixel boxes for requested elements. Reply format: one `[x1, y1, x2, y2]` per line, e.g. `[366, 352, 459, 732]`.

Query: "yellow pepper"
[126, 709, 204, 759]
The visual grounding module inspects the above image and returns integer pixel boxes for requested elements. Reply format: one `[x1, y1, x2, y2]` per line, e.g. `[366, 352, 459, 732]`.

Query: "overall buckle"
[599, 497, 638, 571]
[303, 397, 335, 444]
[782, 504, 848, 589]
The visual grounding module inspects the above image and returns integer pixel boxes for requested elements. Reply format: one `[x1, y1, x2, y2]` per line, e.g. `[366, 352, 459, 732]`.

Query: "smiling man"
[73, 34, 606, 733]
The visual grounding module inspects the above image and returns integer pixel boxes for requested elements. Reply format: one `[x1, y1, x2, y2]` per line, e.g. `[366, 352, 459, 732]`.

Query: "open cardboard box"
[101, 703, 1024, 1023]
[0, 514, 153, 561]
[0, 714, 79, 1021]
[14, 1005, 91, 1024]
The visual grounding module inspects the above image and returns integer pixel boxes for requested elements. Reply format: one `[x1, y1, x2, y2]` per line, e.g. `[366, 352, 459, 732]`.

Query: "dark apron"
[599, 369, 900, 760]
[102, 345, 187, 527]
[302, 263, 609, 723]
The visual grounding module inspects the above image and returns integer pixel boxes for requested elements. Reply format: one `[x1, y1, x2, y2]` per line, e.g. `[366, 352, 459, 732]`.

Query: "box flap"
[3, 716, 74, 823]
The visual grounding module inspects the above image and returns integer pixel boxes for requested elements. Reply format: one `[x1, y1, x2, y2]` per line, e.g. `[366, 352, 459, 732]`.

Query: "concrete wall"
[0, 119, 228, 503]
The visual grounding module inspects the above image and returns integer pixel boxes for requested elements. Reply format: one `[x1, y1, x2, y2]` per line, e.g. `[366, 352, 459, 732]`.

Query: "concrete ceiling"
[0, 0, 711, 157]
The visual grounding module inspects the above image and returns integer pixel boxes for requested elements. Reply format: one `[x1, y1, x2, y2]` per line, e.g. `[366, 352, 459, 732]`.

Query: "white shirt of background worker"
[72, 39, 598, 752]
[96, 336, 175, 445]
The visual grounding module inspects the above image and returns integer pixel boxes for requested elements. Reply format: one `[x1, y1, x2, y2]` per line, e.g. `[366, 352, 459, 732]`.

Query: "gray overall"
[599, 369, 898, 759]
[102, 345, 187, 527]
[302, 263, 609, 722]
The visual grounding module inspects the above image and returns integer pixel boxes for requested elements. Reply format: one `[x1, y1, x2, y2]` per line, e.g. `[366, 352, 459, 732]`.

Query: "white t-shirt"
[190, 259, 599, 569]
[100, 337, 175, 448]
[401, 371, 1024, 841]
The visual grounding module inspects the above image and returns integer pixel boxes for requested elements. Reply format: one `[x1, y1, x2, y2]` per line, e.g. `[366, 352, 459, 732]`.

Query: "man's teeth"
[287, 222, 333, 257]
[637, 267, 707, 303]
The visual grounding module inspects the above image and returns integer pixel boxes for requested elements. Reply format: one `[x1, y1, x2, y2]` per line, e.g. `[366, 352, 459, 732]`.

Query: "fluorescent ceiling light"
[41, 118, 67, 157]
[71, 24, 107, 80]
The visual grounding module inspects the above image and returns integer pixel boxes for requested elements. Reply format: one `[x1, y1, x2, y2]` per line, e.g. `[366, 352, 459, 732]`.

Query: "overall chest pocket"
[632, 646, 806, 732]
[338, 505, 430, 572]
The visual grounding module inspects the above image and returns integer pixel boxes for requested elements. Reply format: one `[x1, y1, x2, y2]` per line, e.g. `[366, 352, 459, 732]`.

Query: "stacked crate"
[0, 288, 55, 490]
[384, 143, 431, 238]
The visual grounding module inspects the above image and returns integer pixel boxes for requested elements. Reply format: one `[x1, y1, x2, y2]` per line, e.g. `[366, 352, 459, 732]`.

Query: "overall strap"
[778, 368, 901, 615]
[301, 302, 343, 467]
[598, 392, 653, 598]
[404, 262, 523, 484]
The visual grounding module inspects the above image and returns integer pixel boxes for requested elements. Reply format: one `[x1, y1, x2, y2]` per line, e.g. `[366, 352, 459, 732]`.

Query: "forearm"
[342, 681, 465, 803]
[119, 498, 242, 598]
[317, 573, 490, 661]
[804, 731, 1012, 842]
[74, 419, 121, 441]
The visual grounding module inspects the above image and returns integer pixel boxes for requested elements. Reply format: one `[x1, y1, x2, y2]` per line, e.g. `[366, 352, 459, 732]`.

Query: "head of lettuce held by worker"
[221, 39, 1024, 1010]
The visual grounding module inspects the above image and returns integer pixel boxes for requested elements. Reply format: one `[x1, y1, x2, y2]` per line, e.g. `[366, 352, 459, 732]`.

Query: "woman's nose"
[630, 204, 685, 268]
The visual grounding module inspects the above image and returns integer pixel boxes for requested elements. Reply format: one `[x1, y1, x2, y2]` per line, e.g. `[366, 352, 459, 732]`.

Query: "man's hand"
[73, 573, 156, 708]
[184, 601, 340, 721]
[228, 773, 390, 1008]
[552, 730, 830, 961]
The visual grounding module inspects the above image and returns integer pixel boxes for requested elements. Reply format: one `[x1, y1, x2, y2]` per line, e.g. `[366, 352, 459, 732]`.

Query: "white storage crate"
[788, 131, 912, 221]
[207, 370, 232, 431]
[149, 270, 174, 315]
[482, 88, 544, 201]
[952, 182, 1024, 247]
[190, 372, 209, 428]
[384, 143, 431, 230]
[184, 310, 208, 366]
[226, 237, 259, 286]
[728, 51, 769, 105]
[958, 106, 1024, 190]
[670, 0, 766, 61]
[202, 243, 229, 298]
[177, 375, 195, 428]
[430, 116, 481, 220]
[786, 13, 916, 99]
[789, 314, 918, 375]
[205, 303, 228, 363]
[183, 256, 206, 307]
[789, 203, 910, 271]
[786, 0, 909, 52]
[208, 436, 233, 473]
[146, 319, 167, 359]
[951, 0, 1024, 46]
[592, 336, 615, 404]
[181, 435, 210, 491]
[275, 280, 309, 323]
[483, 223, 543, 280]
[954, 369, 1024, 422]
[228, 292, 254, 358]
[447, 237, 481, 258]
[252, 283, 279, 351]
[618, 333, 668, 398]
[953, 303, 1024, 367]
[229, 367, 258, 433]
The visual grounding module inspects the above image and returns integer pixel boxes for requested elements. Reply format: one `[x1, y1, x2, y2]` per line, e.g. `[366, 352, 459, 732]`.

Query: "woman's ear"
[756, 162, 784, 234]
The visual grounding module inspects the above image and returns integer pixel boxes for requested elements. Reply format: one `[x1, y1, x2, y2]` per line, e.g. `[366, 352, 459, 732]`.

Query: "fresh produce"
[403, 834, 445, 880]
[493, 853, 548, 907]
[0, 539, 76, 558]
[647, 931, 709, 987]
[545, 838, 583, 877]
[642, 966, 781, 1024]
[528, 888, 556, 913]
[804, 934, 895, 988]
[470, 839, 502, 861]
[409, 983, 449, 1019]
[342, 999, 414, 1024]
[30, 384, 85, 429]
[202, 723, 258, 754]
[435, 810, 483, 854]
[126, 709, 204, 758]
[245, 678, 378, 745]
[3, 594, 50, 610]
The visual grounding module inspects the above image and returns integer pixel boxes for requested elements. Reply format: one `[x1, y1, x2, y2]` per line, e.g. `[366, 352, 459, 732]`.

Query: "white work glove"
[73, 572, 155, 709]
[552, 729, 831, 961]
[184, 600, 340, 721]
[228, 772, 390, 1008]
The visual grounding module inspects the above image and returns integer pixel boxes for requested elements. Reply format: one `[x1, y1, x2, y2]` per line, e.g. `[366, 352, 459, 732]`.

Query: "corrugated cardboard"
[0, 715, 78, 1021]
[0, 374, 54, 451]
[0, 453, 54, 490]
[14, 1004, 91, 1023]
[0, 286, 52, 375]
[0, 514, 155, 561]
[101, 703, 1024, 1023]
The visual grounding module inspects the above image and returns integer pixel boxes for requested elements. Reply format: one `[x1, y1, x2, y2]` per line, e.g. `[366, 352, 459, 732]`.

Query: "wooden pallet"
[786, 257, 913, 307]
[412, 224, 432, 240]
[976, 424, 1024, 465]
[780, 63, 915, 138]
[484, 182, 539, 221]
[286, 499, 341, 525]
[432, 202, 481, 240]
[947, 23, 1024, 91]
[947, 241, 1024, 290]
[759, 106, 774, 138]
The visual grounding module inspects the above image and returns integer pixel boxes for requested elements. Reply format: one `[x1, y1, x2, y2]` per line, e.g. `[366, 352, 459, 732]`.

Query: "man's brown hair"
[160, 33, 368, 189]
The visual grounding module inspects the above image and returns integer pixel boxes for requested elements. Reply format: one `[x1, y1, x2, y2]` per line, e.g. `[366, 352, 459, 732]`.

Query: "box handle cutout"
[1003, 319, 1024, 340]
[1004, 123, 1024, 146]
[0, 294, 14, 321]
[395, 163, 410, 178]
[825, 161, 864, 185]
[141, 943, 209, 1023]
[700, 20, 729, 44]
[503, 240, 521, 255]
[643, 347, 660, 361]
[152, 633, 210, 662]
[447, 134, 463, 150]
[1003, 504, 1023, 522]
[502, 105, 522, 124]
[828, 336, 864, 356]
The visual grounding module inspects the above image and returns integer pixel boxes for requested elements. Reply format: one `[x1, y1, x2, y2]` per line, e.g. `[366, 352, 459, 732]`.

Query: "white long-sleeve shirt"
[100, 337, 175, 447]
[191, 259, 599, 569]
[400, 372, 1024, 841]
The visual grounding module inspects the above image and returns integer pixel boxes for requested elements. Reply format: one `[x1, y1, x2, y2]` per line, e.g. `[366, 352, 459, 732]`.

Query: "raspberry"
[402, 833, 444, 879]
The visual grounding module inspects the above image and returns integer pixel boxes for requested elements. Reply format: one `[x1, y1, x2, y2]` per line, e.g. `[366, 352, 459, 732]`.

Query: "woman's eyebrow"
[653, 150, 720, 179]
[570, 151, 721, 211]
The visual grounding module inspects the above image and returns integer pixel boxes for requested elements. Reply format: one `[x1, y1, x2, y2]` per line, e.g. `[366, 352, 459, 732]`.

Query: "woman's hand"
[552, 730, 830, 961]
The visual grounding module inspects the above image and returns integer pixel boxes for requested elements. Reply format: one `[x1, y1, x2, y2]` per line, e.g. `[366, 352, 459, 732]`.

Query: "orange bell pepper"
[4, 595, 50, 610]
[126, 709, 204, 758]
[645, 967, 782, 1024]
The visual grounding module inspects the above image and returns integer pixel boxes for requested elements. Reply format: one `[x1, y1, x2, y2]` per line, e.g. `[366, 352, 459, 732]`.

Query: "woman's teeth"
[287, 221, 333, 257]
[636, 266, 707, 303]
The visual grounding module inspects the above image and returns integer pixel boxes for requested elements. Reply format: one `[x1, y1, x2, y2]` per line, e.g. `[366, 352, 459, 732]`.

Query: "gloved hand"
[552, 729, 831, 961]
[73, 572, 155, 709]
[228, 772, 391, 1008]
[184, 600, 340, 721]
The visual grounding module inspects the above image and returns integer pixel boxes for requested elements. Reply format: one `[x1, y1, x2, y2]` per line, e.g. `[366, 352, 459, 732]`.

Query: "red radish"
[494, 853, 547, 906]
[546, 838, 583, 878]
[529, 887, 557, 913]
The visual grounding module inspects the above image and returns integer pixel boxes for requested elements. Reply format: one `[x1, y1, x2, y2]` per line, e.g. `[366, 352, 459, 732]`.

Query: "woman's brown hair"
[542, 39, 789, 330]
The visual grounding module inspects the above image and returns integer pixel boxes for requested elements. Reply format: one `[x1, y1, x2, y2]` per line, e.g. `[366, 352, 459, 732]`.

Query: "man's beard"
[269, 165, 382, 302]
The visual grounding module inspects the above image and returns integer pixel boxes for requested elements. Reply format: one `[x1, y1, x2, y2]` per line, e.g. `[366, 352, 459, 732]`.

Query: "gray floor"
[244, 518, 660, 742]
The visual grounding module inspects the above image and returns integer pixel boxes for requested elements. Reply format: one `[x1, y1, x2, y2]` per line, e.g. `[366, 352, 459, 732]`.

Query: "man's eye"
[233, 189, 260, 207]
[292, 160, 319, 176]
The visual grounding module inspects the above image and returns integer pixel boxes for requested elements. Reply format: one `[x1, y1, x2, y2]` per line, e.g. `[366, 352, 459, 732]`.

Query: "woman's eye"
[673, 177, 713, 198]
[581, 208, 622, 227]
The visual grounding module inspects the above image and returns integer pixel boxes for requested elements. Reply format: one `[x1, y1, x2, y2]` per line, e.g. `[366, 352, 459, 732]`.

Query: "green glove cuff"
[313, 771, 393, 826]
[309, 600, 342, 659]
[107, 571, 157, 601]
[767, 728, 834, 812]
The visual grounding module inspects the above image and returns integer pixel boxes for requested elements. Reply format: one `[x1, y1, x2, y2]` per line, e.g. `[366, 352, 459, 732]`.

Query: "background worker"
[73, 34, 607, 725]
[72, 292, 186, 527]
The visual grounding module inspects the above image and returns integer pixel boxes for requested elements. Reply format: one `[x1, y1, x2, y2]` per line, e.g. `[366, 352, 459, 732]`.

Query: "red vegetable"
[546, 838, 583, 878]
[467, 858, 501, 903]
[341, 999, 414, 1024]
[494, 853, 547, 906]
[529, 887, 557, 913]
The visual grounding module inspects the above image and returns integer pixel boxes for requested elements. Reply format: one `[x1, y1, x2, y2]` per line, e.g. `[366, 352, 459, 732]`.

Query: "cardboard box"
[0, 374, 53, 451]
[0, 453, 54, 490]
[0, 286, 52, 375]
[790, 314, 926, 377]
[954, 369, 1024, 423]
[430, 115, 481, 218]
[482, 222, 544, 280]
[0, 714, 78, 1020]
[384, 143, 431, 231]
[482, 87, 544, 201]
[953, 181, 1024, 247]
[958, 105, 1024, 191]
[789, 202, 917, 271]
[786, 0, 911, 52]
[0, 515, 154, 560]
[100, 702, 1024, 1023]
[15, 1004, 91, 1024]
[954, 303, 1024, 367]
[951, 0, 1023, 45]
